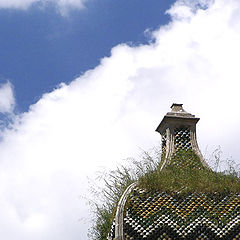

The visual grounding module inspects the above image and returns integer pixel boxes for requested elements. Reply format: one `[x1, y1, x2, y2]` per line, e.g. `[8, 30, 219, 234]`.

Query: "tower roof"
[108, 104, 240, 240]
[156, 103, 199, 134]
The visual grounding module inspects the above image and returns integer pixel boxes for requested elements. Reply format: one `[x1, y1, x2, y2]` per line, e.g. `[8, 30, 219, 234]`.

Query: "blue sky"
[0, 0, 240, 239]
[0, 0, 174, 112]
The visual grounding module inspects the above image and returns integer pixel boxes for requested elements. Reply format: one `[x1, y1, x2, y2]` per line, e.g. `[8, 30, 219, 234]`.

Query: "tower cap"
[156, 104, 199, 134]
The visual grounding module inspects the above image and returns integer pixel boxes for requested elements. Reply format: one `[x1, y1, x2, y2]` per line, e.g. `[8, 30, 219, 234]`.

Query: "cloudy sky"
[0, 0, 240, 239]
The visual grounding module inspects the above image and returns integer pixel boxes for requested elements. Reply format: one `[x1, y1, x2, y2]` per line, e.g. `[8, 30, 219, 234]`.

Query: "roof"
[108, 104, 240, 239]
[110, 187, 240, 240]
[156, 103, 199, 134]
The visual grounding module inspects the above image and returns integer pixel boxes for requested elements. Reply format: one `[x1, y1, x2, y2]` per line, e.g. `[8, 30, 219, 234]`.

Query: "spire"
[156, 104, 209, 170]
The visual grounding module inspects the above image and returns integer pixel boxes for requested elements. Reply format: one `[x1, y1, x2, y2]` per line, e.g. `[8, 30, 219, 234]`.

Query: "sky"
[0, 0, 240, 239]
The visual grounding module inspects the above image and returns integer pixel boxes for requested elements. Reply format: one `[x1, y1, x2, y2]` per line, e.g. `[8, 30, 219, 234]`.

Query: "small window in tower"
[174, 126, 191, 152]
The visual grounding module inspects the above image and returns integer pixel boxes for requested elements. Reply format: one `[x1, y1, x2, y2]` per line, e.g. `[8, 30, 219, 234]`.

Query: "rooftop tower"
[156, 103, 209, 170]
[108, 104, 240, 240]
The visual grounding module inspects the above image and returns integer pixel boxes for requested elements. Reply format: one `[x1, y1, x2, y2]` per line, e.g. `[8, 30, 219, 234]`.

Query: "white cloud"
[0, 0, 34, 9]
[0, 0, 86, 14]
[1, 0, 240, 239]
[0, 81, 15, 113]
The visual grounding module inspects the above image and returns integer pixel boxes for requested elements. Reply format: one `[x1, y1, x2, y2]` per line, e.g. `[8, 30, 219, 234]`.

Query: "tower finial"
[170, 103, 183, 111]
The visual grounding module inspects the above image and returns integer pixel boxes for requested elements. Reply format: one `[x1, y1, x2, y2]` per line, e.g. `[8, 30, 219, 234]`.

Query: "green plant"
[138, 165, 240, 194]
[88, 147, 160, 240]
[88, 146, 240, 239]
[88, 202, 114, 240]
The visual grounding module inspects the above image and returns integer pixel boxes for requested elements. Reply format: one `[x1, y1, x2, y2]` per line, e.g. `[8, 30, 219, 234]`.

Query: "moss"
[138, 150, 240, 194]
[169, 149, 206, 170]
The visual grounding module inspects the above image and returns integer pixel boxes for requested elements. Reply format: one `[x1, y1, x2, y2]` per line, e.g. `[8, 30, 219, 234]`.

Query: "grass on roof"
[138, 149, 240, 194]
[89, 147, 240, 240]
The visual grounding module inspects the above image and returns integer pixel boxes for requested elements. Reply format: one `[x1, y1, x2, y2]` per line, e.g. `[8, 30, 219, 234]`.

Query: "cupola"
[156, 103, 209, 170]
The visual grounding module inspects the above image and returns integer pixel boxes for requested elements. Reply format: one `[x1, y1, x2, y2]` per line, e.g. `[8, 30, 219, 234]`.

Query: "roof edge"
[156, 115, 200, 133]
[114, 182, 137, 240]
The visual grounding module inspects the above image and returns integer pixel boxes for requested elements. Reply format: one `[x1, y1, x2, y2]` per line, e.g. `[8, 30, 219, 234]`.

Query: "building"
[108, 104, 240, 240]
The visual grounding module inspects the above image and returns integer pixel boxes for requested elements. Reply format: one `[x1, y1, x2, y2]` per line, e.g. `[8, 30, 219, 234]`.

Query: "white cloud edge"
[0, 0, 86, 15]
[0, 81, 15, 114]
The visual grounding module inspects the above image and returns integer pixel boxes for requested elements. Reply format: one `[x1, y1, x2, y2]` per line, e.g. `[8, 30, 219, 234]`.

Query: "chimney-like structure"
[156, 103, 209, 170]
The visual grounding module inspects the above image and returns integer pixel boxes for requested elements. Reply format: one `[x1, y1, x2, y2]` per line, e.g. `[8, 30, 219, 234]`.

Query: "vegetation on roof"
[139, 149, 240, 194]
[88, 146, 240, 240]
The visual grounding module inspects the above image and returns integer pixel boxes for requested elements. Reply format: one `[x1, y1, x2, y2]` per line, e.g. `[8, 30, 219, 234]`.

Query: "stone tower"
[108, 104, 240, 240]
[156, 103, 209, 170]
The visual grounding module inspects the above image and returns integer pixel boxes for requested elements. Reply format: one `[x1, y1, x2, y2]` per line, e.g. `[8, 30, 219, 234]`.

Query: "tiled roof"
[108, 105, 240, 240]
[109, 188, 240, 240]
